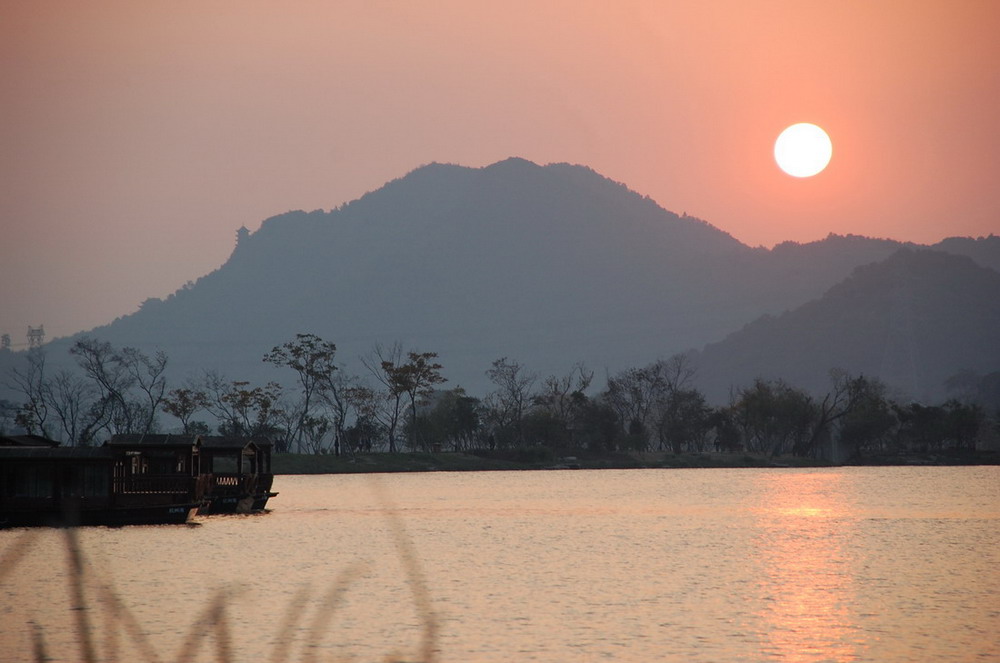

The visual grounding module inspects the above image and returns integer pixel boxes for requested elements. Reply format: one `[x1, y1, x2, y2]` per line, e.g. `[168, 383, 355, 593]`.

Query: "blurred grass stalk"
[1, 482, 439, 663]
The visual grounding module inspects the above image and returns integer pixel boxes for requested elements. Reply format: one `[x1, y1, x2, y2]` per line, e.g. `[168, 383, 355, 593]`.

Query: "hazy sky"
[3, 1, 998, 342]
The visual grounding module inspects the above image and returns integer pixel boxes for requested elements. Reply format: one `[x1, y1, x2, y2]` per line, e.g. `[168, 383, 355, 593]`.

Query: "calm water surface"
[2, 467, 998, 662]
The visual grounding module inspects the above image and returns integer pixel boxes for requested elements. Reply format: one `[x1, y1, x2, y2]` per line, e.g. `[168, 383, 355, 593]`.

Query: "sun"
[774, 123, 832, 177]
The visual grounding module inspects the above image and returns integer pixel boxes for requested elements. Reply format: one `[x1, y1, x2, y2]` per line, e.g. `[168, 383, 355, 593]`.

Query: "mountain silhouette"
[2, 158, 997, 400]
[692, 248, 1000, 403]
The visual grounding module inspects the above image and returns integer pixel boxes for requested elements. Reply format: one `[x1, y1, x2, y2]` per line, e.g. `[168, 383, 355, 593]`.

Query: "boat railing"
[213, 474, 245, 488]
[116, 475, 198, 495]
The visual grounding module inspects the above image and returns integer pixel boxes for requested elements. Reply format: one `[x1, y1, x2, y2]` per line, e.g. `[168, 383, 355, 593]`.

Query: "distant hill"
[1, 158, 997, 399]
[691, 249, 1000, 403]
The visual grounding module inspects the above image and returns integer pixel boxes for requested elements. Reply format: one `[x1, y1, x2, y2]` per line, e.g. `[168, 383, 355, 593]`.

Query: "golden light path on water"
[752, 472, 859, 662]
[1, 467, 998, 662]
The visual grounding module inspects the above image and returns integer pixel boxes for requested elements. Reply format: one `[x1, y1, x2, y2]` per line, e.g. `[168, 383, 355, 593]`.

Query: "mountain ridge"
[1, 158, 997, 401]
[692, 248, 1000, 403]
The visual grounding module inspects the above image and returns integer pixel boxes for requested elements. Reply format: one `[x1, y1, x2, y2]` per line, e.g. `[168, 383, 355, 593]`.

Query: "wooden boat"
[0, 436, 207, 528]
[197, 436, 277, 514]
[107, 434, 277, 515]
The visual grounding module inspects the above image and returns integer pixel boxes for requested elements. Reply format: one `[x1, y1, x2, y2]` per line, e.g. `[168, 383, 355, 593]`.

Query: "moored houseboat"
[0, 435, 207, 528]
[107, 434, 277, 514]
[198, 436, 277, 514]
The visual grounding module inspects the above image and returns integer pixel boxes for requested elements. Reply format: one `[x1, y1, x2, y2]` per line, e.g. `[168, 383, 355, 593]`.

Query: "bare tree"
[657, 353, 696, 392]
[605, 354, 698, 451]
[362, 342, 408, 453]
[120, 346, 168, 434]
[45, 369, 104, 446]
[807, 370, 893, 458]
[200, 371, 236, 432]
[730, 378, 815, 456]
[318, 370, 361, 457]
[395, 351, 447, 451]
[272, 396, 303, 453]
[604, 365, 663, 450]
[656, 388, 712, 454]
[199, 371, 286, 440]
[535, 363, 593, 423]
[299, 414, 332, 455]
[162, 387, 209, 435]
[68, 338, 168, 436]
[343, 384, 388, 452]
[263, 333, 338, 452]
[8, 348, 52, 438]
[70, 338, 135, 434]
[484, 357, 537, 448]
[8, 345, 131, 445]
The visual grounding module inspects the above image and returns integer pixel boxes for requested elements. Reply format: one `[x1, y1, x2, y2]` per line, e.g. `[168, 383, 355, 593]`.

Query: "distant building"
[27, 326, 44, 348]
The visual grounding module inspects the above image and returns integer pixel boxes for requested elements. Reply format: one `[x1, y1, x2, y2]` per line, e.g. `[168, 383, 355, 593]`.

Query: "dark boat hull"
[200, 491, 277, 515]
[2, 441, 208, 529]
[1, 502, 200, 528]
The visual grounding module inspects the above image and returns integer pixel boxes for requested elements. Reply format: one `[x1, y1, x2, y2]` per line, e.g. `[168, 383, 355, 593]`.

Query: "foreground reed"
[0, 479, 438, 663]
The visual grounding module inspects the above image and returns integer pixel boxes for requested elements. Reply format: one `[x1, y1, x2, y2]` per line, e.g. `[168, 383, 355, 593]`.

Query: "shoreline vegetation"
[271, 448, 1000, 475]
[7, 335, 999, 472]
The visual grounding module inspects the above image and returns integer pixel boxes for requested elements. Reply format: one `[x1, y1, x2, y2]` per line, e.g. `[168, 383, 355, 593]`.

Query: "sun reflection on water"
[752, 471, 861, 662]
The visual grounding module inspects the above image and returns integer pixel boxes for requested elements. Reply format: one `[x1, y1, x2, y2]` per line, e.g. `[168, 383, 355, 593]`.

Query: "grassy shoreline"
[271, 449, 1000, 474]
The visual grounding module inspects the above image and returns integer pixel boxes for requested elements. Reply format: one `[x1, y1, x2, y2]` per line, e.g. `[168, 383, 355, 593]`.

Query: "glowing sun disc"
[774, 123, 832, 177]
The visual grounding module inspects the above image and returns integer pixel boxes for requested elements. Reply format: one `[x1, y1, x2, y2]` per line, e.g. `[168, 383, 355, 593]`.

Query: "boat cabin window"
[7, 464, 55, 499]
[73, 464, 109, 497]
[147, 455, 178, 475]
[210, 456, 239, 474]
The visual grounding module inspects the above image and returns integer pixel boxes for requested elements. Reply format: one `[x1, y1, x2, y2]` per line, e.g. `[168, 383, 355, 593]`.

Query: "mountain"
[44, 158, 759, 389]
[2, 158, 997, 399]
[691, 249, 1000, 403]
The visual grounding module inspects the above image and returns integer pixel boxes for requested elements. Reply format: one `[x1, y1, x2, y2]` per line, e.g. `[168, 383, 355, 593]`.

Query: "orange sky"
[2, 1, 998, 341]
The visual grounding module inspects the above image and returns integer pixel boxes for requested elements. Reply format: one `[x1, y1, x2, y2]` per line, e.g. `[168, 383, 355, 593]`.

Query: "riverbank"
[271, 448, 1000, 474]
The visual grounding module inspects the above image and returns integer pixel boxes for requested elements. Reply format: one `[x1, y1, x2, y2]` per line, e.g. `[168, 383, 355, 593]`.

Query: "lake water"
[1, 467, 998, 662]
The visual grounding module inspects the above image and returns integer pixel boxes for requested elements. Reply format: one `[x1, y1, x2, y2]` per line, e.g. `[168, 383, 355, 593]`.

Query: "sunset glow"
[1, 2, 998, 338]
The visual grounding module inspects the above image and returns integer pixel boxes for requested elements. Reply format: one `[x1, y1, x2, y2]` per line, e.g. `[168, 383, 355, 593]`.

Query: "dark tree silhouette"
[263, 333, 339, 452]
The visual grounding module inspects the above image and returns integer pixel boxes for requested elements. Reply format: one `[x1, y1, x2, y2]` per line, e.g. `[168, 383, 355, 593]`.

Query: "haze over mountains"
[693, 249, 1000, 403]
[4, 158, 998, 403]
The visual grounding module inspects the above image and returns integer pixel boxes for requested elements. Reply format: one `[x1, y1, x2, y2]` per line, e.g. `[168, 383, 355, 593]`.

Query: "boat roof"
[200, 436, 272, 451]
[0, 435, 61, 447]
[0, 446, 116, 460]
[106, 434, 201, 448]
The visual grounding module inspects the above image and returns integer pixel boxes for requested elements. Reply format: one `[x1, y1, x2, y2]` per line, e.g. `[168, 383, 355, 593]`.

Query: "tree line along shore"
[270, 448, 1000, 475]
[5, 333, 999, 465]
